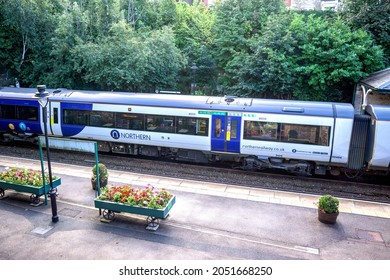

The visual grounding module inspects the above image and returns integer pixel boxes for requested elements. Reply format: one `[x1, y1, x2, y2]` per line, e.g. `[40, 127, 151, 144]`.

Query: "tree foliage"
[0, 0, 388, 101]
[0, 0, 63, 86]
[73, 22, 185, 92]
[236, 12, 384, 101]
[341, 0, 390, 66]
[174, 1, 216, 93]
[212, 0, 286, 91]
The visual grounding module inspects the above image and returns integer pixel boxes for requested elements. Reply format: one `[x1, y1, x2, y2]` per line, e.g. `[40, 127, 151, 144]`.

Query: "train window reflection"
[177, 117, 209, 136]
[230, 119, 238, 139]
[0, 105, 38, 121]
[0, 105, 16, 119]
[214, 118, 222, 137]
[244, 121, 277, 141]
[244, 121, 330, 146]
[63, 109, 89, 126]
[17, 106, 38, 121]
[115, 113, 144, 130]
[146, 115, 175, 133]
[90, 111, 114, 128]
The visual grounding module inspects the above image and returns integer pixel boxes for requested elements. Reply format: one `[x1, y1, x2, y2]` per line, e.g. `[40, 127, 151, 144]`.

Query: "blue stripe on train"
[60, 102, 93, 137]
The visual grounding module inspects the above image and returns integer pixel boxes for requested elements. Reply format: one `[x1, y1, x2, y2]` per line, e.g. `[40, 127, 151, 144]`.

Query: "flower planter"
[0, 178, 61, 205]
[94, 195, 176, 230]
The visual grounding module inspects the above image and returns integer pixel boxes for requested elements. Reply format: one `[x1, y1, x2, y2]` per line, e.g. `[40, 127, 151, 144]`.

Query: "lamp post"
[190, 62, 198, 95]
[35, 85, 58, 223]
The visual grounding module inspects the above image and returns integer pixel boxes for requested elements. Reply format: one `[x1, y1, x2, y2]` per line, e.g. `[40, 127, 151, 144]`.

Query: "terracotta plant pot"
[318, 208, 339, 224]
[91, 177, 108, 190]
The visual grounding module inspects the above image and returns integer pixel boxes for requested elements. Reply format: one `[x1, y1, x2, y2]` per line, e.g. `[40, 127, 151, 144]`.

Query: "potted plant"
[317, 194, 339, 224]
[91, 163, 108, 190]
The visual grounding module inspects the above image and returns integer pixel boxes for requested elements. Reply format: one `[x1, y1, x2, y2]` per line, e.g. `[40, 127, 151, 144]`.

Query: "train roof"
[366, 104, 390, 121]
[0, 87, 354, 118]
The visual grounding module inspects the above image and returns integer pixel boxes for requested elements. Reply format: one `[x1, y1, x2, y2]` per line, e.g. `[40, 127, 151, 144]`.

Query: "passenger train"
[1, 86, 389, 176]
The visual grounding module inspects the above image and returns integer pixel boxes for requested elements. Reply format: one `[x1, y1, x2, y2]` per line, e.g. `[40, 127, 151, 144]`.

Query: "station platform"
[1, 155, 389, 219]
[0, 155, 390, 261]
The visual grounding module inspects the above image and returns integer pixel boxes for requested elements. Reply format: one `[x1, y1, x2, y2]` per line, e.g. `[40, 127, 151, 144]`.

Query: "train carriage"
[0, 86, 388, 176]
[365, 104, 390, 171]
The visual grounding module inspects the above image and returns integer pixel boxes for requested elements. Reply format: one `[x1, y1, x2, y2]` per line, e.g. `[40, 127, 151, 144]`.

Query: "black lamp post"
[190, 62, 198, 95]
[35, 85, 58, 223]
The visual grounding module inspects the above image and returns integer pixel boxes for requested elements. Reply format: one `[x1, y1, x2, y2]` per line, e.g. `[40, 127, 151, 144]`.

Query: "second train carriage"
[0, 86, 389, 176]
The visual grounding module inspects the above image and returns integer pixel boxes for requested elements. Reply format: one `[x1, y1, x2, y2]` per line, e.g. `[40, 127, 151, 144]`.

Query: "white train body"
[1, 87, 389, 176]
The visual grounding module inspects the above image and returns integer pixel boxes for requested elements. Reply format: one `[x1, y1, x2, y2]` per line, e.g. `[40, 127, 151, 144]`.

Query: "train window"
[177, 117, 209, 136]
[53, 108, 58, 124]
[89, 111, 114, 128]
[319, 126, 330, 146]
[229, 119, 238, 139]
[146, 115, 175, 133]
[16, 106, 38, 121]
[77, 111, 89, 125]
[282, 124, 329, 146]
[244, 121, 277, 141]
[63, 110, 76, 124]
[115, 113, 144, 130]
[197, 118, 209, 136]
[214, 118, 222, 137]
[244, 121, 330, 146]
[0, 105, 16, 119]
[63, 109, 89, 126]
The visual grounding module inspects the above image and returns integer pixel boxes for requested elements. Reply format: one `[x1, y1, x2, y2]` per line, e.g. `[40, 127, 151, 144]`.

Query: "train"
[1, 86, 389, 177]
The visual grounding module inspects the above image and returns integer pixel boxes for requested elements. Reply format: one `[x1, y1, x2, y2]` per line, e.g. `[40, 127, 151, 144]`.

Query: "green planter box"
[0, 178, 61, 205]
[0, 178, 61, 196]
[94, 195, 176, 219]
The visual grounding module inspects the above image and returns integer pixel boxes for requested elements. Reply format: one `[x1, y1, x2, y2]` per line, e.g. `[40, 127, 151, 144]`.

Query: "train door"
[211, 113, 241, 153]
[49, 101, 62, 136]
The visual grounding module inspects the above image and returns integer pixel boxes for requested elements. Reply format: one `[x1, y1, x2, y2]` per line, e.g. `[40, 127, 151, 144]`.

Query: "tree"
[73, 22, 185, 92]
[0, 0, 63, 85]
[174, 1, 216, 94]
[341, 0, 390, 65]
[236, 12, 384, 101]
[125, 0, 177, 31]
[233, 12, 297, 99]
[212, 0, 285, 93]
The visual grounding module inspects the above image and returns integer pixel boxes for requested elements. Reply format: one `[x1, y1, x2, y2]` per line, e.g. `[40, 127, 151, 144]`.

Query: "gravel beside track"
[1, 143, 390, 204]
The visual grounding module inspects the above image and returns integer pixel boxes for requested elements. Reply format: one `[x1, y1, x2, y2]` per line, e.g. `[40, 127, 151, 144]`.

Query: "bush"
[318, 195, 339, 214]
[92, 163, 108, 179]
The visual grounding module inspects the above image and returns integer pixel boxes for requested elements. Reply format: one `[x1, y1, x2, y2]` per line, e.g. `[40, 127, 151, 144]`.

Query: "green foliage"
[133, 0, 177, 30]
[73, 22, 185, 92]
[0, 0, 63, 86]
[341, 0, 390, 66]
[92, 163, 108, 179]
[212, 0, 285, 92]
[174, 1, 216, 94]
[318, 195, 339, 214]
[0, 0, 388, 100]
[236, 12, 384, 101]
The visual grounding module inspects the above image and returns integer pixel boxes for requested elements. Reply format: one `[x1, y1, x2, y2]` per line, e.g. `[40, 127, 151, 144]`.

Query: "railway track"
[1, 142, 390, 204]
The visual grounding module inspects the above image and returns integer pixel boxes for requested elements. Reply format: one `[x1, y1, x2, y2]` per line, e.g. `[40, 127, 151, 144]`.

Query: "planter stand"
[94, 196, 176, 231]
[0, 178, 61, 206]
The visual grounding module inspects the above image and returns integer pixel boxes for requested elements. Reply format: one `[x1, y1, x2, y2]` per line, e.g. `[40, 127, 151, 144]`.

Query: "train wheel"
[344, 170, 362, 179]
[329, 169, 341, 176]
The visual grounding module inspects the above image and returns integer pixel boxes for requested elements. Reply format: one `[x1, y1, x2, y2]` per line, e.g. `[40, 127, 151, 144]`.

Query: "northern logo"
[110, 130, 120, 139]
